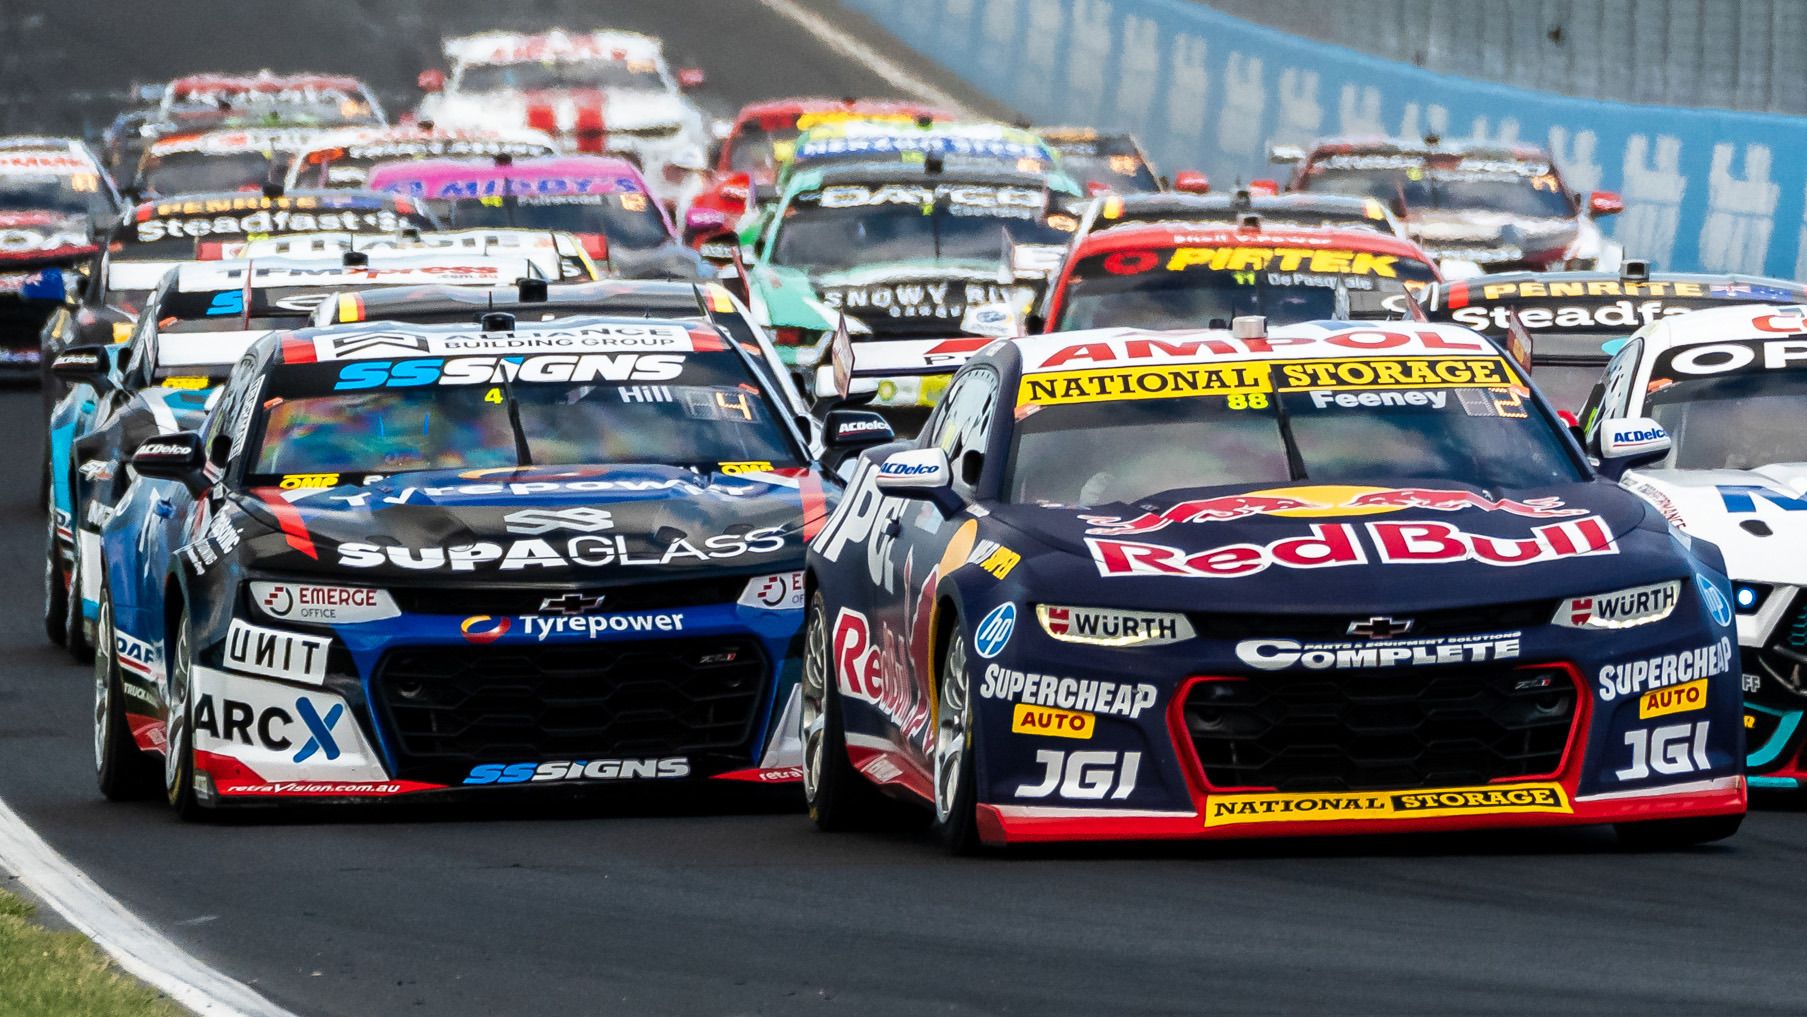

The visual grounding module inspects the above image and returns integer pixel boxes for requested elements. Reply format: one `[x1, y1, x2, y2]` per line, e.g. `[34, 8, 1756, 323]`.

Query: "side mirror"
[874, 447, 961, 515]
[677, 67, 706, 90]
[1267, 144, 1305, 165]
[824, 408, 893, 448]
[1171, 170, 1210, 194]
[417, 69, 446, 93]
[130, 431, 209, 493]
[684, 205, 729, 242]
[51, 344, 113, 392]
[20, 268, 69, 304]
[1597, 416, 1671, 479]
[1587, 190, 1624, 217]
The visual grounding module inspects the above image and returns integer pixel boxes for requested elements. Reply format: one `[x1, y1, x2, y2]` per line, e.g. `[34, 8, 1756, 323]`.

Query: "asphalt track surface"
[1, 3, 1806, 1014]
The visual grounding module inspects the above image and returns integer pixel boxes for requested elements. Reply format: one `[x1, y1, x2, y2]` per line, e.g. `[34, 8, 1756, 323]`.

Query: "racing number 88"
[1226, 392, 1270, 410]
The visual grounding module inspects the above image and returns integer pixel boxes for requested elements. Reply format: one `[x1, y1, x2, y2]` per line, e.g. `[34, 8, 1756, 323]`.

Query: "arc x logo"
[292, 699, 343, 763]
[503, 507, 615, 535]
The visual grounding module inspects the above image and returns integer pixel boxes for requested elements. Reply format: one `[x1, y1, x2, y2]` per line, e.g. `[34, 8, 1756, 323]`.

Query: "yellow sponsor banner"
[1011, 704, 1095, 740]
[1203, 782, 1570, 828]
[1018, 361, 1271, 406]
[1640, 678, 1709, 720]
[1165, 246, 1400, 278]
[1275, 357, 1514, 392]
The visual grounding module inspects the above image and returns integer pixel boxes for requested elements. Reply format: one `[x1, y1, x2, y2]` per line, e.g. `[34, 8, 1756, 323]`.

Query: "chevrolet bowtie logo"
[538, 593, 606, 615]
[1346, 616, 1414, 639]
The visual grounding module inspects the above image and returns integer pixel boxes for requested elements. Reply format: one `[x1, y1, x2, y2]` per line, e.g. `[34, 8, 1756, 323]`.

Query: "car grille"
[370, 637, 768, 781]
[1191, 600, 1557, 642]
[385, 576, 749, 616]
[1181, 662, 1579, 792]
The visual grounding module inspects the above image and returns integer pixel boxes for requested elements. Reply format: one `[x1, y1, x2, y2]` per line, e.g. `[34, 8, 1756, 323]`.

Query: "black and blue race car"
[802, 319, 1746, 851]
[89, 315, 892, 815]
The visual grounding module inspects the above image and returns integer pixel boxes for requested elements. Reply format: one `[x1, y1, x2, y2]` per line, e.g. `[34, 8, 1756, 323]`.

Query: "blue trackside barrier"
[845, 0, 1807, 278]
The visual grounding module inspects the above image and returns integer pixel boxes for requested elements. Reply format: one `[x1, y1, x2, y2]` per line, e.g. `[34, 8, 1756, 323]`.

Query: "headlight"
[1735, 582, 1770, 614]
[248, 580, 399, 625]
[1552, 579, 1680, 629]
[738, 572, 804, 610]
[1035, 605, 1194, 646]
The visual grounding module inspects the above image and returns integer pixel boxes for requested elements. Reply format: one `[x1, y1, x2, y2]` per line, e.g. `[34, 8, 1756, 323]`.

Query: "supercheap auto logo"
[1203, 783, 1570, 828]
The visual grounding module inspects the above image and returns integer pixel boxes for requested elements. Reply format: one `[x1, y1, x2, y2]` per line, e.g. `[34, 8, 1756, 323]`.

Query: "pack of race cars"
[2, 26, 1798, 853]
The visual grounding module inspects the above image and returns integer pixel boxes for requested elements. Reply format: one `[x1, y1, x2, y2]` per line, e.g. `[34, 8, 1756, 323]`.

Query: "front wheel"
[930, 626, 980, 854]
[62, 519, 91, 663]
[801, 593, 890, 830]
[1615, 813, 1743, 850]
[94, 586, 155, 800]
[42, 478, 68, 646]
[163, 609, 206, 821]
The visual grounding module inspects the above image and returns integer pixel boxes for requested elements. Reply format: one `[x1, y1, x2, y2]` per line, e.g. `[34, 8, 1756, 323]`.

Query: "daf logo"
[1346, 616, 1414, 639]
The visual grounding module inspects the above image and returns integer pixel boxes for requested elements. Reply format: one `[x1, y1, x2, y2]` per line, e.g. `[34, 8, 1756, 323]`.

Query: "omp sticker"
[1204, 783, 1570, 827]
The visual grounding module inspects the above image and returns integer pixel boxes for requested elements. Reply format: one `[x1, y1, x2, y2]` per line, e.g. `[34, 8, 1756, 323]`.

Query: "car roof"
[734, 97, 947, 126]
[1302, 136, 1553, 162]
[1004, 321, 1501, 374]
[330, 279, 740, 321]
[1629, 303, 1807, 352]
[444, 29, 662, 66]
[364, 156, 647, 190]
[797, 162, 1062, 194]
[165, 72, 367, 97]
[146, 127, 328, 155]
[1070, 222, 1434, 260]
[170, 252, 542, 294]
[295, 124, 559, 156]
[270, 315, 723, 366]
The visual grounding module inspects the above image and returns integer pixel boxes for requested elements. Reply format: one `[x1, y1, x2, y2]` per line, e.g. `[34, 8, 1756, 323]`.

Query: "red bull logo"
[1081, 485, 1582, 535]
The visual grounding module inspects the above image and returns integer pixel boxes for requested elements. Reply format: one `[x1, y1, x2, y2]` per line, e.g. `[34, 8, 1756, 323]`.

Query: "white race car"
[415, 29, 710, 211]
[1580, 302, 1807, 787]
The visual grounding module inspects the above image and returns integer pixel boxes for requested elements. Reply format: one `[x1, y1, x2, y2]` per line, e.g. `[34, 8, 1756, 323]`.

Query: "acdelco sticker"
[1204, 783, 1569, 828]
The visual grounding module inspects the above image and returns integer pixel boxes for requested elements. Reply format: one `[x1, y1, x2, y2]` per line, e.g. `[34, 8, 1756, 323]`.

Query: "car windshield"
[726, 123, 797, 174]
[1304, 159, 1574, 219]
[1646, 367, 1807, 470]
[1055, 152, 1158, 193]
[139, 150, 278, 196]
[0, 170, 114, 217]
[771, 183, 1067, 271]
[444, 194, 670, 250]
[251, 349, 799, 476]
[1007, 354, 1579, 505]
[1054, 246, 1435, 330]
[458, 60, 666, 93]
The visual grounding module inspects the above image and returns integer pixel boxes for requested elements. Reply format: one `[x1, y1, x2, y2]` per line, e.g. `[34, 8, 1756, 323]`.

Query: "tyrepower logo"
[1087, 517, 1616, 579]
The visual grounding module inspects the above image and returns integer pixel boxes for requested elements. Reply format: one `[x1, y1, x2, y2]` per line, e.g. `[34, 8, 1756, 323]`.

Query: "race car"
[1033, 127, 1172, 195]
[685, 97, 951, 262]
[1576, 303, 1807, 785]
[366, 156, 707, 278]
[1270, 136, 1624, 278]
[0, 138, 120, 368]
[47, 251, 542, 656]
[415, 30, 711, 209]
[1071, 189, 1409, 240]
[1424, 261, 1807, 413]
[135, 127, 332, 197]
[743, 161, 1076, 429]
[224, 226, 600, 283]
[282, 125, 560, 191]
[1036, 223, 1439, 331]
[32, 189, 439, 416]
[89, 316, 895, 814]
[803, 319, 1745, 850]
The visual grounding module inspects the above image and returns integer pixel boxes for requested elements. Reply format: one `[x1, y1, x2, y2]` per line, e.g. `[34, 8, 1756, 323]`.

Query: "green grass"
[0, 889, 185, 1016]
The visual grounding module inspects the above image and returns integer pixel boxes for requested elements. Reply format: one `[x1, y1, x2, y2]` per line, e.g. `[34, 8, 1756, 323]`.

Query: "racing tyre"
[163, 608, 206, 821]
[42, 476, 67, 647]
[94, 586, 154, 800]
[930, 626, 981, 854]
[1614, 813, 1744, 850]
[801, 593, 891, 830]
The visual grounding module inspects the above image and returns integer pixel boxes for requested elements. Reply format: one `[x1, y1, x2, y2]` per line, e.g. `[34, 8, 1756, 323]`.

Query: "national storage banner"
[846, 0, 1807, 278]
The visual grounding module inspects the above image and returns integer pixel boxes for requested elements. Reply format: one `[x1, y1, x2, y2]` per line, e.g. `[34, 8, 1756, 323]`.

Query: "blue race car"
[90, 315, 892, 815]
[802, 319, 1745, 851]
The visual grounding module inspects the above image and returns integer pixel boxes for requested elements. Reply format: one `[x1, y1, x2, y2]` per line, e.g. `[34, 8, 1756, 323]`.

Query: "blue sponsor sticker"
[1696, 574, 1733, 628]
[206, 290, 245, 316]
[973, 602, 1016, 659]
